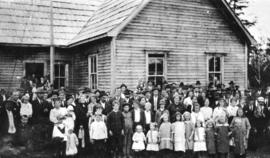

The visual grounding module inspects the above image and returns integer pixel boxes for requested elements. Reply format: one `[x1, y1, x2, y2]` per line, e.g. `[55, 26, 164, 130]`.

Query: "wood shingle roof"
[0, 0, 256, 47]
[0, 0, 104, 46]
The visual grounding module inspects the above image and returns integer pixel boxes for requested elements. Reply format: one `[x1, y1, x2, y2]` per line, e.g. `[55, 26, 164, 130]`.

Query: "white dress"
[193, 127, 207, 152]
[146, 130, 159, 151]
[172, 122, 186, 152]
[66, 133, 79, 156]
[132, 132, 146, 151]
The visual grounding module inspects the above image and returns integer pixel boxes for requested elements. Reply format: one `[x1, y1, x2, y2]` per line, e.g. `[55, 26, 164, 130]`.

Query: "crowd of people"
[0, 79, 270, 158]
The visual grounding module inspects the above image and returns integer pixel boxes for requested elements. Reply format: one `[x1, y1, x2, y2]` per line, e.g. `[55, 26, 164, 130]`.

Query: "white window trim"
[54, 61, 69, 88]
[206, 55, 224, 85]
[88, 54, 98, 89]
[146, 51, 167, 82]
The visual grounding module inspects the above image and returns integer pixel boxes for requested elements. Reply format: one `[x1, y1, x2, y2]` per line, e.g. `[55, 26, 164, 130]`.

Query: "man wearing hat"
[149, 88, 161, 112]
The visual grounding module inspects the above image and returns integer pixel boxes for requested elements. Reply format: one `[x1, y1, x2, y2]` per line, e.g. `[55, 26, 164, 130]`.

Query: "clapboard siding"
[0, 48, 73, 91]
[72, 39, 111, 91]
[115, 0, 246, 89]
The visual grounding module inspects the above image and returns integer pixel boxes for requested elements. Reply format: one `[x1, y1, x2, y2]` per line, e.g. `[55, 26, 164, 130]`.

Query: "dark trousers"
[93, 139, 107, 158]
[52, 137, 66, 158]
[123, 129, 132, 157]
[133, 150, 144, 158]
[234, 154, 246, 158]
[146, 151, 158, 158]
[217, 153, 228, 158]
[110, 134, 123, 156]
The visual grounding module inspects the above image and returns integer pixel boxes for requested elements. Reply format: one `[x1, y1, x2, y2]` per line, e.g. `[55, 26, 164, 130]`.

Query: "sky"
[243, 0, 270, 46]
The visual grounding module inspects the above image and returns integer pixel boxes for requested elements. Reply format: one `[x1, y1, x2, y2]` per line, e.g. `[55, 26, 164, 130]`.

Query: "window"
[207, 55, 224, 86]
[54, 62, 69, 89]
[88, 55, 98, 89]
[147, 54, 166, 86]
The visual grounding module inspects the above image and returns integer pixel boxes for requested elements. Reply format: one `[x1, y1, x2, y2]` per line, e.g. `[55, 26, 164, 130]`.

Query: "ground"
[0, 134, 269, 158]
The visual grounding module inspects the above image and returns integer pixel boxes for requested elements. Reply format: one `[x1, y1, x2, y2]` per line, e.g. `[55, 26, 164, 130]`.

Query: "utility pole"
[50, 0, 55, 84]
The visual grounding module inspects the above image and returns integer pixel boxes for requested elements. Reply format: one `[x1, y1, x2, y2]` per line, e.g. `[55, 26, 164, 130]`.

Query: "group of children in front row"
[129, 107, 249, 158]
[51, 97, 250, 158]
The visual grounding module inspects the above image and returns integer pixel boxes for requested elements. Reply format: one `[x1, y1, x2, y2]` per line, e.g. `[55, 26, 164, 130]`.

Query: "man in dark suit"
[0, 100, 20, 137]
[131, 100, 145, 131]
[149, 88, 161, 112]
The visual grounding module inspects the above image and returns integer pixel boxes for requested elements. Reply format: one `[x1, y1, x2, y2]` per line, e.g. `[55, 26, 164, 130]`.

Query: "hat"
[120, 84, 127, 89]
[257, 97, 264, 102]
[66, 94, 74, 101]
[165, 85, 171, 89]
[179, 82, 184, 87]
[142, 90, 150, 95]
[229, 81, 235, 85]
[83, 87, 91, 94]
[122, 103, 131, 108]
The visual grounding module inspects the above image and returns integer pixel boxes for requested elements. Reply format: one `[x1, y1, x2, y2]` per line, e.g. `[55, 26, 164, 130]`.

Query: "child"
[172, 112, 185, 157]
[216, 115, 230, 158]
[90, 114, 108, 158]
[146, 123, 159, 158]
[66, 129, 79, 158]
[107, 100, 125, 158]
[132, 125, 146, 158]
[122, 103, 133, 158]
[20, 95, 33, 124]
[159, 113, 173, 158]
[183, 112, 194, 158]
[193, 121, 207, 158]
[205, 120, 216, 158]
[64, 106, 76, 131]
[230, 108, 251, 158]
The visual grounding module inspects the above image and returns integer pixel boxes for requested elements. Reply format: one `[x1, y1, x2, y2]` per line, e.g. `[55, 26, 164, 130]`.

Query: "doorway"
[25, 63, 44, 79]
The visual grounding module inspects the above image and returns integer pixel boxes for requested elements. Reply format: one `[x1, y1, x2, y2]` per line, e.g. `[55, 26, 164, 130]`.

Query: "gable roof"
[69, 0, 256, 47]
[0, 0, 104, 46]
[0, 0, 256, 47]
[68, 0, 147, 46]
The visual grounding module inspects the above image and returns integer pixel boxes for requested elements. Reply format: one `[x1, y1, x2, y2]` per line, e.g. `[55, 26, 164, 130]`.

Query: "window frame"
[88, 54, 98, 90]
[206, 54, 224, 85]
[146, 52, 167, 84]
[54, 61, 69, 89]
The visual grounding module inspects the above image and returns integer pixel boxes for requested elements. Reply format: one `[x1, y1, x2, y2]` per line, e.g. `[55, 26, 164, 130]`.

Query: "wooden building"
[0, 0, 256, 92]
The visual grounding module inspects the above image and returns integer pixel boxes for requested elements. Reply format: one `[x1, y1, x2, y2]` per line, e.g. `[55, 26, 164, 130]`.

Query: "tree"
[227, 0, 256, 27]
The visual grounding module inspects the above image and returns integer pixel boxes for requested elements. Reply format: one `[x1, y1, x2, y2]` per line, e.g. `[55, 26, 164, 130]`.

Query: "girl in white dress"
[146, 123, 159, 157]
[66, 129, 79, 157]
[193, 120, 207, 158]
[172, 112, 185, 157]
[132, 125, 146, 158]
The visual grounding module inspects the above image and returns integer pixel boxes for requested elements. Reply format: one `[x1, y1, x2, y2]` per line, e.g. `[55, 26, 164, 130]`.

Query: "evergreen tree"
[227, 0, 256, 27]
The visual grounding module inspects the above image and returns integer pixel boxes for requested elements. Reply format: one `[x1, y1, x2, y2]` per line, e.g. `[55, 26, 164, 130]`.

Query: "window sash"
[88, 55, 98, 89]
[207, 55, 224, 85]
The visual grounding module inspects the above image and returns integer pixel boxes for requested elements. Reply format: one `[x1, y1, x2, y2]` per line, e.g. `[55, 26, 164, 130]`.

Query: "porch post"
[50, 0, 54, 83]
